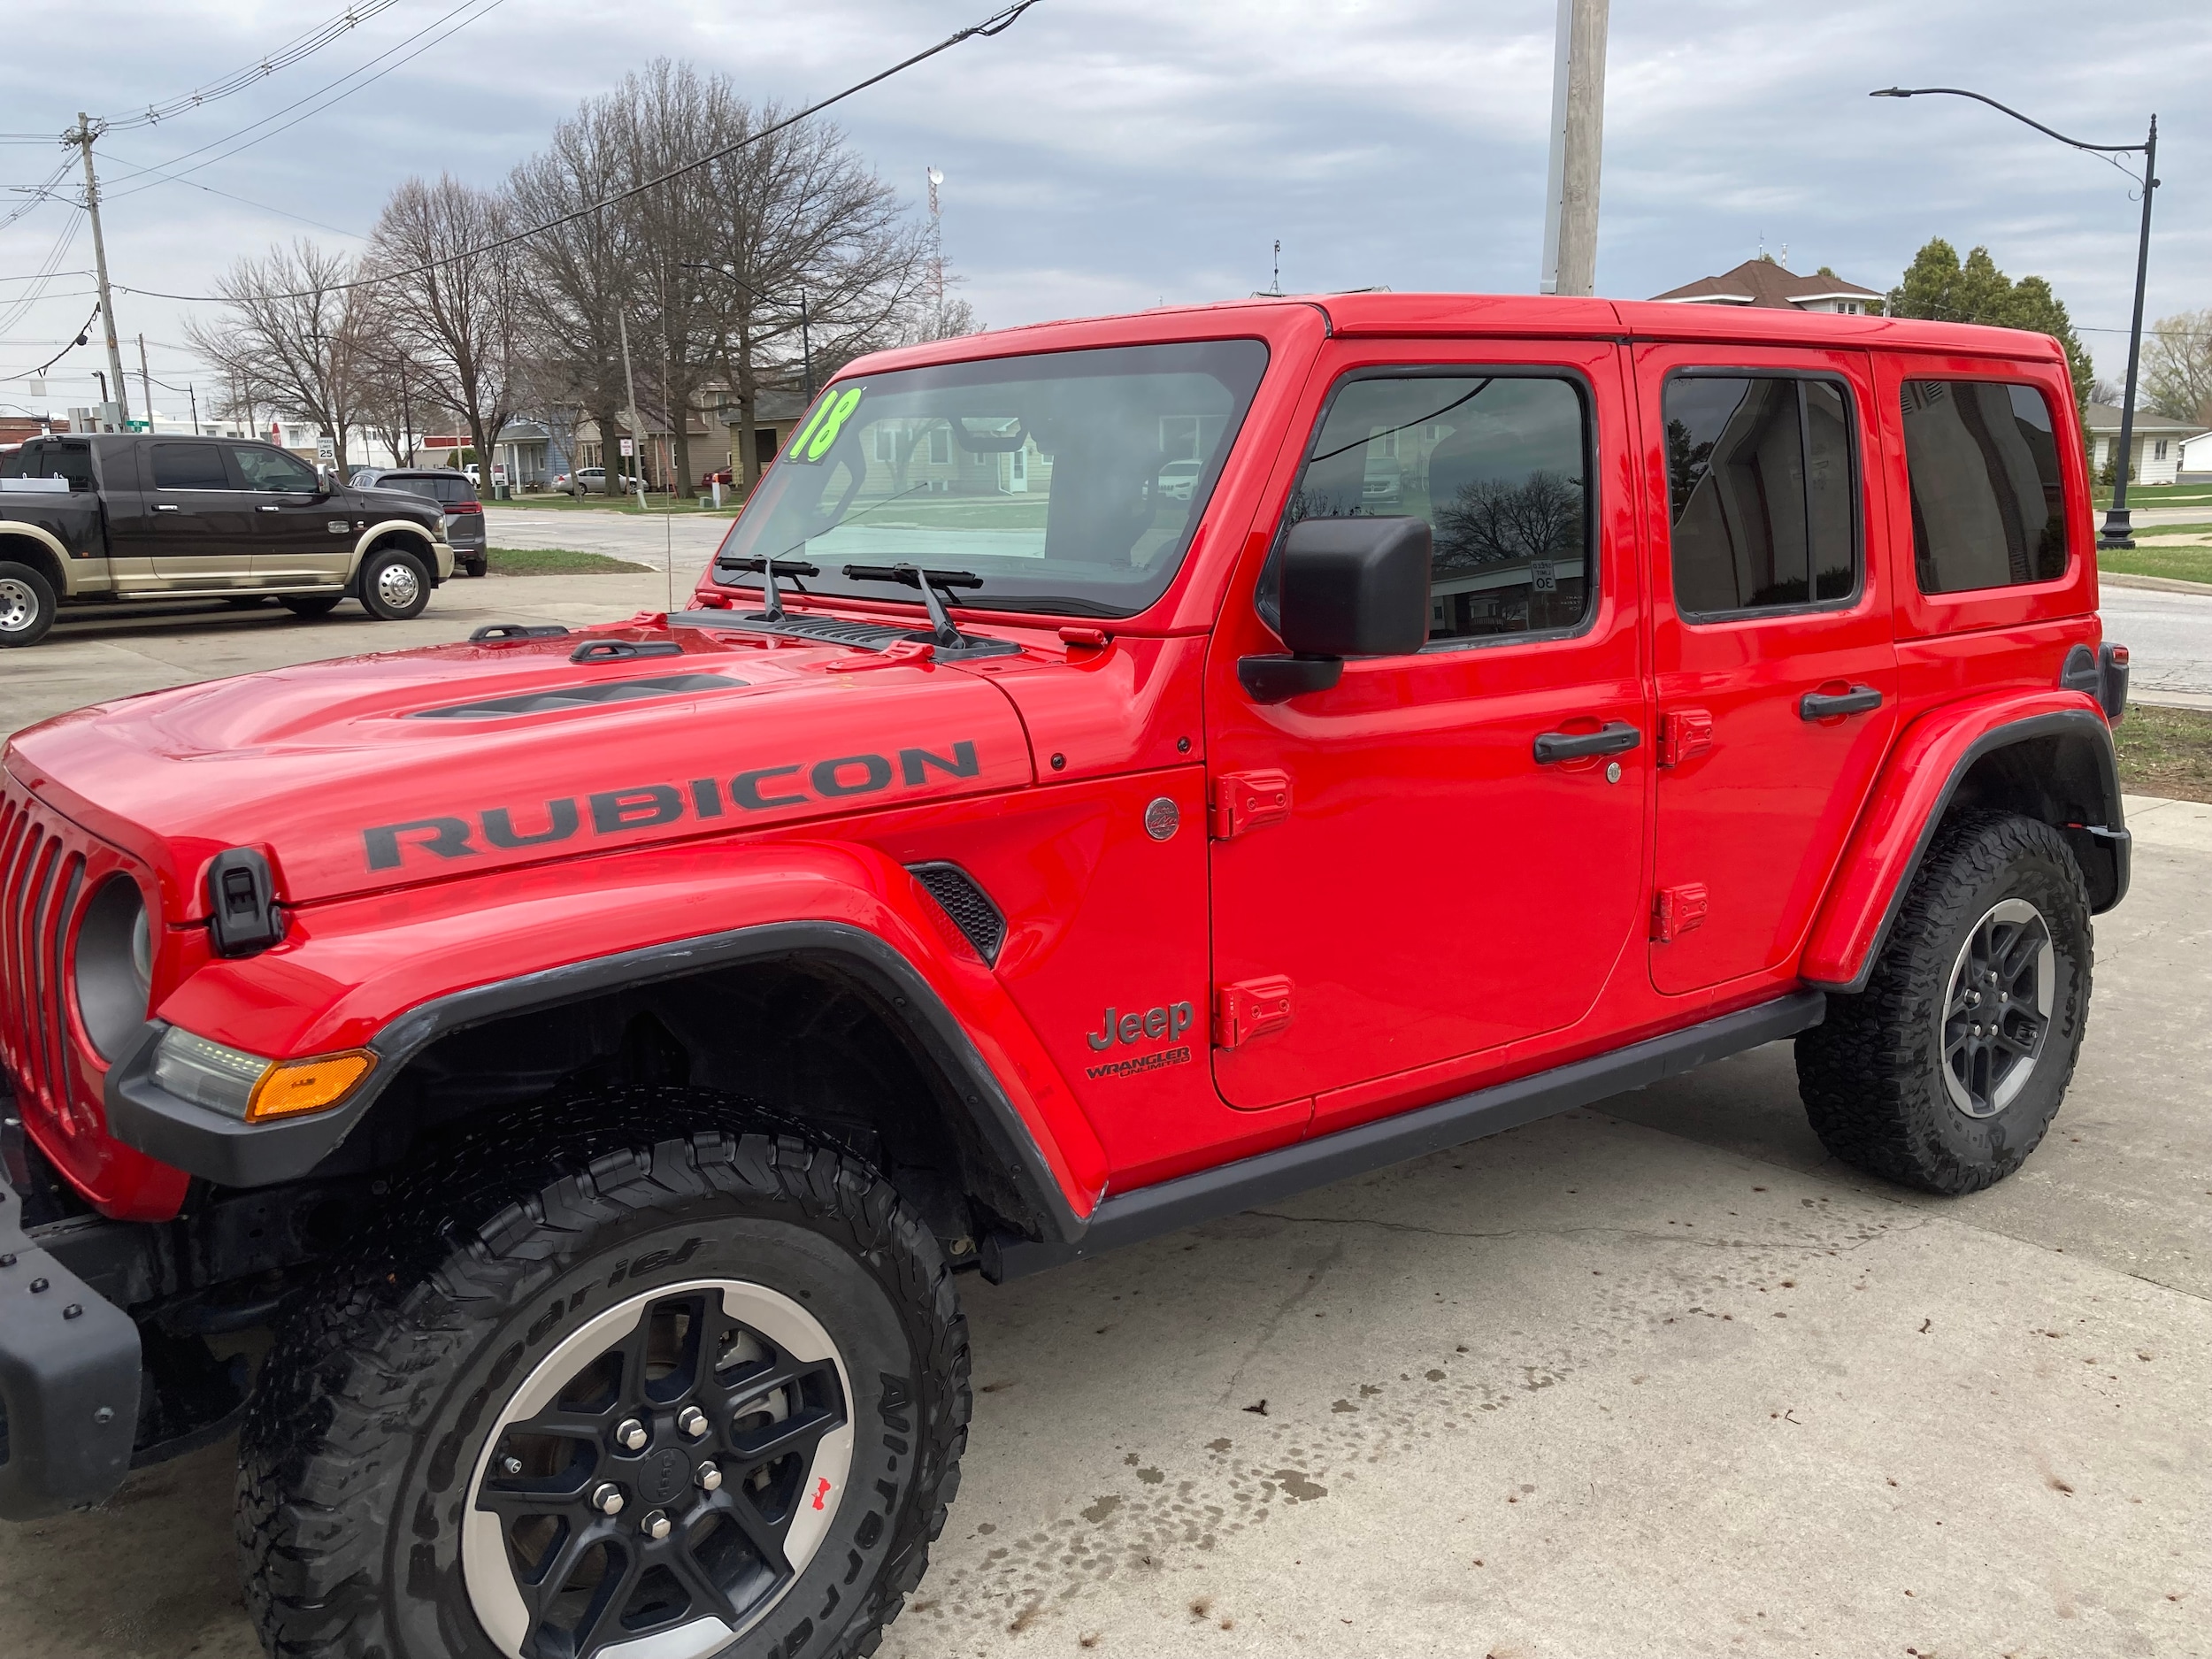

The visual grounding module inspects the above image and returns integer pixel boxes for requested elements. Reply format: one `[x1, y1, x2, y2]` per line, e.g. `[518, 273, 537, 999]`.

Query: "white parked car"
[1159, 458, 1202, 502]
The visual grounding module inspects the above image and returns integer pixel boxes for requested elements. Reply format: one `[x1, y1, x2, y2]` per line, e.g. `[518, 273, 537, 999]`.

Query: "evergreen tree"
[1886, 239, 2095, 417]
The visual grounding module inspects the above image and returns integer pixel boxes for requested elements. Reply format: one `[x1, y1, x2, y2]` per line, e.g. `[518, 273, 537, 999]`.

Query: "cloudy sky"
[2, 0, 2203, 419]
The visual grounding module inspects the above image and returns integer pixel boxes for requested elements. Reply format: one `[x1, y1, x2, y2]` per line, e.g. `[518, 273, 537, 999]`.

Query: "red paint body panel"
[0, 293, 2113, 1227]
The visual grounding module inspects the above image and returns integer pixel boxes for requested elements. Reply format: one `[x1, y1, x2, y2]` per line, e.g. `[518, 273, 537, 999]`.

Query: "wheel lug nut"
[615, 1418, 648, 1451]
[641, 1509, 672, 1540]
[502, 1455, 524, 1476]
[677, 1406, 709, 1439]
[592, 1482, 625, 1516]
[696, 1462, 723, 1492]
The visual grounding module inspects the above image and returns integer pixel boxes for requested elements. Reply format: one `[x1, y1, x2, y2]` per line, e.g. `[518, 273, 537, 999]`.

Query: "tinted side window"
[1900, 380, 2067, 593]
[381, 477, 442, 504]
[232, 443, 319, 493]
[1665, 375, 1857, 617]
[1288, 373, 1592, 642]
[151, 442, 231, 490]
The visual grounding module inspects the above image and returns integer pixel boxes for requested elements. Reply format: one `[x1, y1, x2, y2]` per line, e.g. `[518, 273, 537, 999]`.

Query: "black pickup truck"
[0, 432, 452, 647]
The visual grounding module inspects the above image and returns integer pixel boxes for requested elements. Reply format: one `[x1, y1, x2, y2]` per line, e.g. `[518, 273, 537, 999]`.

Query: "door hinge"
[1212, 770, 1292, 840]
[1658, 709, 1713, 768]
[1214, 977, 1294, 1048]
[1652, 883, 1709, 943]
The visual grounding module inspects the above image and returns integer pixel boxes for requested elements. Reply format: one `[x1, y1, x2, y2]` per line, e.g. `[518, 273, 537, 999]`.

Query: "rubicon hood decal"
[366, 740, 982, 871]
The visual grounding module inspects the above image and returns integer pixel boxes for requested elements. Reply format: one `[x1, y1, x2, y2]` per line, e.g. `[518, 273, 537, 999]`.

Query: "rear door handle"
[1800, 685, 1883, 721]
[257, 504, 282, 513]
[1533, 721, 1641, 764]
[154, 503, 180, 512]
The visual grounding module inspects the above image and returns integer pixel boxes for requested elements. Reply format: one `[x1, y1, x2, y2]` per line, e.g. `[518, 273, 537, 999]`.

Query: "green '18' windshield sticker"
[785, 385, 864, 464]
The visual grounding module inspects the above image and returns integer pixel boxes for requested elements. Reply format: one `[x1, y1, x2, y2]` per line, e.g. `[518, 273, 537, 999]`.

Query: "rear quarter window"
[1899, 380, 2067, 594]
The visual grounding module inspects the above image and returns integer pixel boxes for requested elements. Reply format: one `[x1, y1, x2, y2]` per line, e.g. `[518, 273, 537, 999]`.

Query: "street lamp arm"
[1868, 87, 2146, 153]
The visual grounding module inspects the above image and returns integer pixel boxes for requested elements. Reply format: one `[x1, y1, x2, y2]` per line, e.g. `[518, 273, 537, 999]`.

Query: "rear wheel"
[0, 560, 58, 647]
[279, 594, 342, 618]
[238, 1104, 968, 1659]
[1798, 811, 2090, 1194]
[359, 544, 433, 619]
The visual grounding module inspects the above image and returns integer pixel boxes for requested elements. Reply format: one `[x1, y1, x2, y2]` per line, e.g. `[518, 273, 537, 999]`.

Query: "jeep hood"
[6, 616, 1034, 918]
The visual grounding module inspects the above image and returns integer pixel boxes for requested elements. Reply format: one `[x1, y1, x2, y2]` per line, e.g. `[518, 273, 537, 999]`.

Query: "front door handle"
[1800, 685, 1883, 721]
[153, 503, 180, 512]
[257, 504, 282, 512]
[1533, 721, 1641, 764]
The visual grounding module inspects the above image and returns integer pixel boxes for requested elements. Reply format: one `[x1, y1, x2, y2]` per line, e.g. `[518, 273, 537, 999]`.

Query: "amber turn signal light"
[244, 1049, 376, 1123]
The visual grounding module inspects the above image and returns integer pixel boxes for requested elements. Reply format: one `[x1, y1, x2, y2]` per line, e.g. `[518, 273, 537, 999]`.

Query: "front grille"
[0, 775, 111, 1145]
[909, 862, 1006, 964]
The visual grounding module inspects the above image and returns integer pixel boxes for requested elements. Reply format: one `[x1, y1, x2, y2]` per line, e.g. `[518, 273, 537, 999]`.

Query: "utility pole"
[70, 112, 131, 426]
[1538, 0, 1610, 297]
[136, 333, 154, 430]
[618, 307, 646, 503]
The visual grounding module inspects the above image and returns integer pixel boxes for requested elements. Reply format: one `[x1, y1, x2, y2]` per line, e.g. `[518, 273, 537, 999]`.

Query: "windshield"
[710, 339, 1270, 618]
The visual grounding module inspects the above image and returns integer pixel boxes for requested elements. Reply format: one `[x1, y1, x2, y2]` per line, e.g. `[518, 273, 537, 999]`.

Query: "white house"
[2177, 429, 2212, 484]
[1650, 257, 1886, 315]
[2083, 404, 2208, 487]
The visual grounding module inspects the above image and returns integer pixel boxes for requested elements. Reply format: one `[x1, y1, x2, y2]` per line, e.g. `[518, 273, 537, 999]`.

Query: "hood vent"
[410, 672, 745, 721]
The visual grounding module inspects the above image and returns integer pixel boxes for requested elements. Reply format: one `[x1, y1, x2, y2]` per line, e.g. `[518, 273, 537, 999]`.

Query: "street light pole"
[1870, 88, 2161, 549]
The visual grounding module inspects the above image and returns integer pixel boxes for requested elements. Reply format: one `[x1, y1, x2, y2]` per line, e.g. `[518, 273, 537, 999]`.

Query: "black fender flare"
[104, 921, 1086, 1244]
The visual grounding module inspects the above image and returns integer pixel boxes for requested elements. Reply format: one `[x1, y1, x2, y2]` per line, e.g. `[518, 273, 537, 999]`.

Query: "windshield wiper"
[719, 555, 818, 621]
[841, 563, 980, 649]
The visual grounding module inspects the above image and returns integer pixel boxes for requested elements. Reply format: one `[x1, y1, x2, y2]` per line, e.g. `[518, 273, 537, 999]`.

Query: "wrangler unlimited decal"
[362, 739, 981, 870]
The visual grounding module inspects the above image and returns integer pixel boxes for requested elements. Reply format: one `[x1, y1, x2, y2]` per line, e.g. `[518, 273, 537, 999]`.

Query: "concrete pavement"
[2, 803, 2205, 1657]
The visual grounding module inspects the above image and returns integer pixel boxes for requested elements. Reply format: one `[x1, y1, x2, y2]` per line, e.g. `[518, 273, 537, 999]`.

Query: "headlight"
[74, 876, 152, 1060]
[150, 1027, 376, 1123]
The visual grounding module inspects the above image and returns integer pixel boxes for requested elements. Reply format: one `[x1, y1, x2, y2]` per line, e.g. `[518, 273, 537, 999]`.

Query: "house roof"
[1650, 258, 1885, 309]
[2082, 403, 2208, 435]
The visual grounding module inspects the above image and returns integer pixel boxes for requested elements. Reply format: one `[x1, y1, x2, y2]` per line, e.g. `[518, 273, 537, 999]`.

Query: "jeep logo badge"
[643, 1447, 687, 1505]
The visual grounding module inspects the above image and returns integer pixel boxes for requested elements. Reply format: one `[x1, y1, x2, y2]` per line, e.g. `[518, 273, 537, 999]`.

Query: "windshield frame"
[707, 337, 1272, 623]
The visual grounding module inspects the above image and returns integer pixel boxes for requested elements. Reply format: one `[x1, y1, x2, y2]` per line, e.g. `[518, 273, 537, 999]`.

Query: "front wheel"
[358, 544, 433, 619]
[239, 1108, 968, 1659]
[1797, 810, 2091, 1194]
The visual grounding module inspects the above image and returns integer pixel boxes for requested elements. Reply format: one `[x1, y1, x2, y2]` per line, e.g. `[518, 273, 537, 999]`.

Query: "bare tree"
[511, 96, 639, 488]
[186, 240, 367, 470]
[367, 177, 522, 483]
[2142, 309, 2212, 425]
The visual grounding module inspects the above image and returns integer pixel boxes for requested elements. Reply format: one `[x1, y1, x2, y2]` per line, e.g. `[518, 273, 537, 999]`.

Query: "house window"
[928, 425, 951, 465]
[2154, 439, 2168, 461]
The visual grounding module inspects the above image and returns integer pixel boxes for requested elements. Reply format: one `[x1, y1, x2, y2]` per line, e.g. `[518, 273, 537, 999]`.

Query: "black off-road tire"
[280, 594, 343, 618]
[237, 1090, 970, 1659]
[1797, 810, 2091, 1194]
[0, 558, 58, 648]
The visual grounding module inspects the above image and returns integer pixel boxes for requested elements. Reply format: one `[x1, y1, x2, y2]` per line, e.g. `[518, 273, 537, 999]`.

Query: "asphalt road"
[2102, 580, 2212, 709]
[484, 504, 727, 572]
[2, 800, 2205, 1657]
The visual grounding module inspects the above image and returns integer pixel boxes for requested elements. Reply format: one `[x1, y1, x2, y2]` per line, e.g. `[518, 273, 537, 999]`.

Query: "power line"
[92, 0, 404, 133]
[0, 157, 74, 232]
[104, 0, 511, 202]
[98, 146, 363, 238]
[116, 0, 1048, 305]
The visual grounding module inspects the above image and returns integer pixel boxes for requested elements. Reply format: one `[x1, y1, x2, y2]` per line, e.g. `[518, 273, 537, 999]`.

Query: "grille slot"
[410, 672, 745, 721]
[908, 862, 1007, 964]
[1, 776, 119, 1147]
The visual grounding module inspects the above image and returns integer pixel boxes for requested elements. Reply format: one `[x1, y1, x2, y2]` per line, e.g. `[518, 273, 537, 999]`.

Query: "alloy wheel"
[463, 1279, 855, 1659]
[1938, 896, 2055, 1119]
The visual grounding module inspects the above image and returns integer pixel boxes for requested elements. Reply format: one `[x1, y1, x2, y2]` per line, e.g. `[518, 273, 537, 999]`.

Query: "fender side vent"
[909, 862, 1006, 964]
[410, 672, 743, 720]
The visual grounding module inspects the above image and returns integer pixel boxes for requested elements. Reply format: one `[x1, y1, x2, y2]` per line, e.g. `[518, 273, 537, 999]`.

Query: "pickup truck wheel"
[1797, 811, 2090, 1194]
[0, 560, 58, 648]
[237, 1106, 968, 1659]
[280, 595, 343, 618]
[359, 544, 433, 619]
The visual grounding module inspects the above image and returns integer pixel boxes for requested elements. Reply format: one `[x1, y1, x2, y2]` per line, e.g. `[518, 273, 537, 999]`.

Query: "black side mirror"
[1240, 516, 1432, 703]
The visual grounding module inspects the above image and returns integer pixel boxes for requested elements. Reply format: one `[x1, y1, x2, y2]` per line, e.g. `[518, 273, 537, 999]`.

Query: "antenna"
[1273, 239, 1281, 293]
[927, 167, 946, 334]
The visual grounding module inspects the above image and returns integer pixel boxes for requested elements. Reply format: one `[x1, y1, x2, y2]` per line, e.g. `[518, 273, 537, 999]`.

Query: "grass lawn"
[486, 547, 654, 575]
[2093, 483, 2212, 509]
[2114, 703, 2212, 805]
[2099, 540, 2212, 585]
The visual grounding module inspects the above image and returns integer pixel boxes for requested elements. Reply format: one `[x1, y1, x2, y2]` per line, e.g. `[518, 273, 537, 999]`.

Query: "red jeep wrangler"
[0, 296, 2129, 1659]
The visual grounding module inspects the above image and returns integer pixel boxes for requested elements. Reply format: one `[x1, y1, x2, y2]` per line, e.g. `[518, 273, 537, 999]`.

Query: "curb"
[2101, 572, 2212, 595]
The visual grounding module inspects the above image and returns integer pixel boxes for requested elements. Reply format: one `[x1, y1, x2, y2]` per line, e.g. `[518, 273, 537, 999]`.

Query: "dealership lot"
[1, 574, 2206, 1658]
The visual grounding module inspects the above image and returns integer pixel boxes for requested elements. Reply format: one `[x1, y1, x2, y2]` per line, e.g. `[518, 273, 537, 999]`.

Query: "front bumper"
[0, 1162, 141, 1520]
